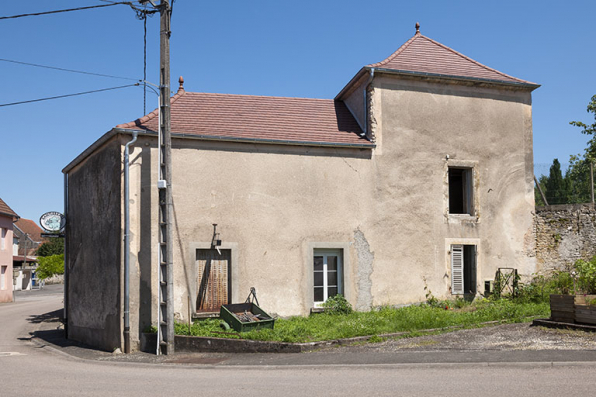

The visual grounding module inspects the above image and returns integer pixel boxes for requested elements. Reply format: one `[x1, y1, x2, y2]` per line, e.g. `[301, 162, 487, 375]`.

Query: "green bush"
[36, 254, 64, 280]
[321, 294, 353, 314]
[545, 270, 574, 295]
[574, 256, 596, 294]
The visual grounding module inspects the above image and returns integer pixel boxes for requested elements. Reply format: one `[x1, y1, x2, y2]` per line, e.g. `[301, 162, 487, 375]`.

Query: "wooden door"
[196, 249, 231, 312]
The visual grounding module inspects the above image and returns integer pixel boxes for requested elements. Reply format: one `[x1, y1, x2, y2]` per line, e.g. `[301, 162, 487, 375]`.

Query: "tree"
[36, 237, 64, 257]
[36, 254, 64, 280]
[565, 155, 591, 204]
[566, 94, 596, 203]
[545, 159, 568, 205]
[570, 95, 596, 161]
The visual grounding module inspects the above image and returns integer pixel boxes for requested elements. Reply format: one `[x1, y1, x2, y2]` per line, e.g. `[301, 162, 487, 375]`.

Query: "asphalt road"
[1, 286, 596, 396]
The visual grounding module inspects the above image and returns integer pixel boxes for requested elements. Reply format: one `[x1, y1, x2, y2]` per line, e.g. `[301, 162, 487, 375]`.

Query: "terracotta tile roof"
[15, 219, 44, 243]
[116, 88, 370, 147]
[0, 197, 19, 220]
[368, 32, 537, 86]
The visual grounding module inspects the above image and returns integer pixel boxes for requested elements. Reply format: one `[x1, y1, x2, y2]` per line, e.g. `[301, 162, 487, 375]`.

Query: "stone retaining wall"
[535, 203, 596, 272]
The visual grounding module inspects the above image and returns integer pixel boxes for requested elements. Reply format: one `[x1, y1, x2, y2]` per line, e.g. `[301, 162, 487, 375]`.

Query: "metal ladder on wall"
[157, 92, 174, 355]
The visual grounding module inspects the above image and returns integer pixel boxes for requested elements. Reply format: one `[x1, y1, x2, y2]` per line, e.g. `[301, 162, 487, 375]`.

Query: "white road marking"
[0, 352, 26, 357]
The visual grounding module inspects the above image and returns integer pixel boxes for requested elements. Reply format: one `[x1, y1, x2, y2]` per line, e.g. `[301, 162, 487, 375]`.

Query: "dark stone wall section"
[66, 138, 122, 352]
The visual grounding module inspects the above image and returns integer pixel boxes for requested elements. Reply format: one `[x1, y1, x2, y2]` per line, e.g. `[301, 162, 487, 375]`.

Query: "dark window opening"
[449, 167, 473, 215]
[463, 245, 477, 295]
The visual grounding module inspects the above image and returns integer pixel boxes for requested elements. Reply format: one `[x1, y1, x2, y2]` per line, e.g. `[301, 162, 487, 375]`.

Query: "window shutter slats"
[451, 244, 464, 294]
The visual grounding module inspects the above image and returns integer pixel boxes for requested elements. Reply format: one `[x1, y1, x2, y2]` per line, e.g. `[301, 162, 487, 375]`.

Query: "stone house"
[0, 198, 19, 303]
[63, 26, 539, 351]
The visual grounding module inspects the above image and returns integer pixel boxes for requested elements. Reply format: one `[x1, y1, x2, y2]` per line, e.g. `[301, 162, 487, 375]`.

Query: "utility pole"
[157, 0, 174, 355]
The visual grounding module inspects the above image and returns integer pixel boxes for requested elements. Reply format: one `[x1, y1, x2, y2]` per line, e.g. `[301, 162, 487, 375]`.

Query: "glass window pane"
[328, 287, 338, 298]
[314, 256, 324, 271]
[327, 272, 337, 286]
[314, 287, 324, 302]
[327, 256, 337, 271]
[314, 271, 324, 287]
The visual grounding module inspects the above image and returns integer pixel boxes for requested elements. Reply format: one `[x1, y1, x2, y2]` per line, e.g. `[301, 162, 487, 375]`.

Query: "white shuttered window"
[451, 244, 464, 294]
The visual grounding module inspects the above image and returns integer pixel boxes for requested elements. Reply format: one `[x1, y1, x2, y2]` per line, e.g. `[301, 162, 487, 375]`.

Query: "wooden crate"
[574, 305, 596, 325]
[574, 295, 596, 325]
[220, 302, 276, 333]
[550, 294, 575, 323]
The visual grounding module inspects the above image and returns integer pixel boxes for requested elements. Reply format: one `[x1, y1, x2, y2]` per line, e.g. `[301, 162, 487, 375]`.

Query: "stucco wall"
[66, 138, 122, 351]
[0, 216, 14, 303]
[368, 75, 536, 304]
[535, 204, 596, 271]
[68, 74, 537, 351]
[120, 75, 536, 333]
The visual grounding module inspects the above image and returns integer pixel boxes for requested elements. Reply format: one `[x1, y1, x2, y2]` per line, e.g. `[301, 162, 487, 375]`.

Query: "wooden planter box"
[574, 295, 596, 325]
[550, 294, 596, 325]
[550, 294, 575, 323]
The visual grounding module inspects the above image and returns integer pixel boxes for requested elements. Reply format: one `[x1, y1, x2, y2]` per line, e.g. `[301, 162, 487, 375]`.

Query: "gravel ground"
[320, 322, 596, 353]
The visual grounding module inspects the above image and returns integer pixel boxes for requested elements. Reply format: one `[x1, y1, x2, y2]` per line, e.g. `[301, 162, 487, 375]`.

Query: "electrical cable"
[0, 58, 139, 81]
[0, 83, 139, 107]
[0, 2, 134, 20]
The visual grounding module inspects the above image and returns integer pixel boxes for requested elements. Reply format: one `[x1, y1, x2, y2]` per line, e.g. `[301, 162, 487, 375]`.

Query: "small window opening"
[449, 167, 473, 215]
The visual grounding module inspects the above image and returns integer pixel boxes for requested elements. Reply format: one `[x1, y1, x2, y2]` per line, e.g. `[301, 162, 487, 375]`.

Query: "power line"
[0, 83, 139, 107]
[0, 2, 134, 20]
[0, 58, 139, 81]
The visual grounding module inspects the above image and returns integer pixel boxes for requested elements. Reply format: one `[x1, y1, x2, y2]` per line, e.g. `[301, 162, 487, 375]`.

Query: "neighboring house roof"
[337, 25, 539, 99]
[13, 255, 37, 263]
[116, 83, 371, 148]
[13, 219, 45, 257]
[0, 197, 19, 220]
[14, 219, 44, 243]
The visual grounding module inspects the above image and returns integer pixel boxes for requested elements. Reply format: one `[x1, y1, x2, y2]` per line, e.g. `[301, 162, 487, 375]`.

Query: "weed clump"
[321, 294, 353, 314]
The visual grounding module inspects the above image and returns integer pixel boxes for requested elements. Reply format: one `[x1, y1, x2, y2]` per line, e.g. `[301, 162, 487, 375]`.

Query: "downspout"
[363, 68, 375, 138]
[63, 173, 68, 336]
[124, 131, 138, 354]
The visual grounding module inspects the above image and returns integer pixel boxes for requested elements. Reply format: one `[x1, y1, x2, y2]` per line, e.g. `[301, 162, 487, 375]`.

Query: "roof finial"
[178, 76, 184, 92]
[415, 22, 420, 34]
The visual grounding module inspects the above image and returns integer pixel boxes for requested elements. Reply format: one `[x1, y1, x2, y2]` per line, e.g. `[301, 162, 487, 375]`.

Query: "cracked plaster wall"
[354, 228, 374, 311]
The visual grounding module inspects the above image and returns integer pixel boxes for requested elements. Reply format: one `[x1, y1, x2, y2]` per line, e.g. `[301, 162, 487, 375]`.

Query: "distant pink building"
[0, 198, 19, 303]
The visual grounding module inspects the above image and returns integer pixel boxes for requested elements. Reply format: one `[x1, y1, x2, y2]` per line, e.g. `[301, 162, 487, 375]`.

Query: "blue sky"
[1, 0, 595, 222]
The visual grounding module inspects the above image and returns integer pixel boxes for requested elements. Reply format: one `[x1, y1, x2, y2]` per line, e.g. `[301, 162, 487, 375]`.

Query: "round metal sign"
[40, 211, 66, 232]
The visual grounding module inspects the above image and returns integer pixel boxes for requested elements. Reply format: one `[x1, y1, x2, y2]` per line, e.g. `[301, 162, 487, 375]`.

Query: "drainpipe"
[63, 173, 68, 336]
[362, 68, 375, 138]
[124, 131, 138, 354]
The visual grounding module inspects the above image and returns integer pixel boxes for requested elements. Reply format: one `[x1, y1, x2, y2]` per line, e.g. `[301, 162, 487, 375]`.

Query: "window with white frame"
[1, 228, 6, 250]
[1, 266, 6, 290]
[313, 249, 343, 306]
[13, 237, 19, 256]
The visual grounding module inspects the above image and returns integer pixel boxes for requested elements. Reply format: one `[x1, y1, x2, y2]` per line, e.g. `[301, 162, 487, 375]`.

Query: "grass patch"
[174, 299, 549, 343]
